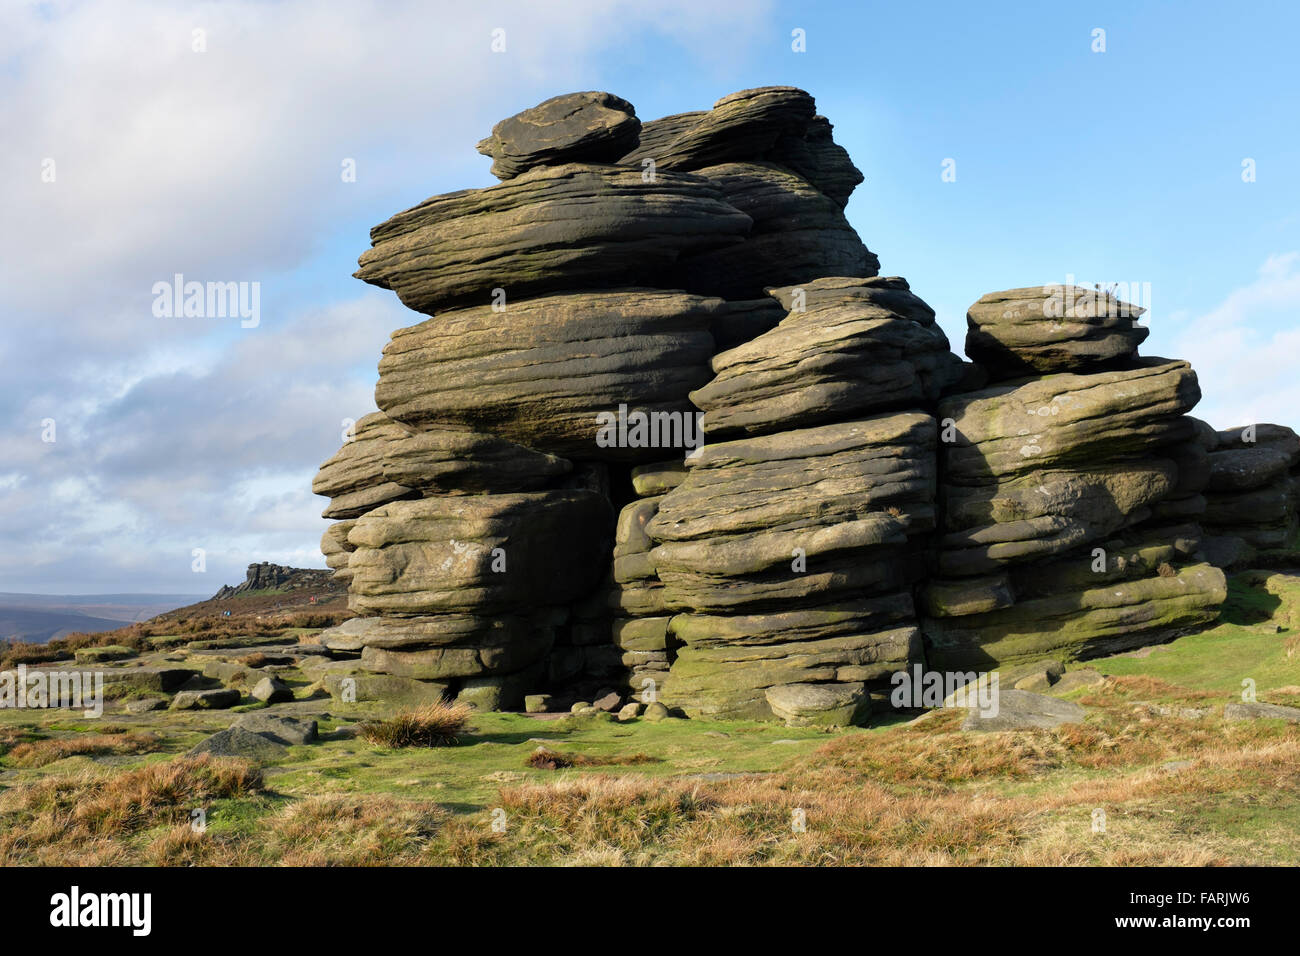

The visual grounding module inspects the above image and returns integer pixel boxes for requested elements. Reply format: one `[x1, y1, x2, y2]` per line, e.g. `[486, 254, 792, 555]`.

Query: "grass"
[359, 700, 475, 748]
[0, 570, 1298, 865]
[526, 747, 660, 769]
[4, 730, 162, 768]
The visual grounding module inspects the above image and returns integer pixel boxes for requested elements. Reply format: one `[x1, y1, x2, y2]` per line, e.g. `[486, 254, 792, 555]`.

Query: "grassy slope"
[2, 572, 1299, 865]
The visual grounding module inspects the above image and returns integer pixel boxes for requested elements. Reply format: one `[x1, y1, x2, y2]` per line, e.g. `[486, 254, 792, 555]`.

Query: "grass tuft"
[359, 700, 474, 748]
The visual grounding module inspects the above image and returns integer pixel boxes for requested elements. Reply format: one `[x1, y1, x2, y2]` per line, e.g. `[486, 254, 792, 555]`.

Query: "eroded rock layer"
[310, 88, 1257, 724]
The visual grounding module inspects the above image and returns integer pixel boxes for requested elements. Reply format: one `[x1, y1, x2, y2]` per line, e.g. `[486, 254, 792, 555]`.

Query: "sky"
[2, 0, 1298, 594]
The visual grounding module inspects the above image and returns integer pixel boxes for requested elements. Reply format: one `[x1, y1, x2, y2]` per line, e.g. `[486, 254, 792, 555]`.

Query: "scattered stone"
[230, 713, 318, 746]
[74, 645, 135, 663]
[1224, 701, 1300, 723]
[617, 702, 643, 721]
[250, 676, 295, 704]
[1050, 669, 1104, 694]
[643, 702, 670, 722]
[476, 91, 642, 180]
[171, 688, 242, 711]
[956, 690, 1086, 732]
[124, 697, 167, 714]
[187, 727, 288, 762]
[524, 694, 552, 714]
[765, 682, 868, 727]
[592, 691, 622, 712]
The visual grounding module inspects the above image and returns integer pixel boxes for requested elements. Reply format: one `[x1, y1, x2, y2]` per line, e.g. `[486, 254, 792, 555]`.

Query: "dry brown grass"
[359, 700, 474, 748]
[5, 730, 162, 768]
[2, 672, 1297, 866]
[0, 755, 262, 865]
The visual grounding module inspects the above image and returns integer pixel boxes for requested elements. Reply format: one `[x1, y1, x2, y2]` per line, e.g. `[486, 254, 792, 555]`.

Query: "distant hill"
[0, 593, 208, 644]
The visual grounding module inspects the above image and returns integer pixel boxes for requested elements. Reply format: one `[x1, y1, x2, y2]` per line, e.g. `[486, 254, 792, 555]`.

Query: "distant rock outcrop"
[311, 85, 1289, 724]
[212, 563, 340, 601]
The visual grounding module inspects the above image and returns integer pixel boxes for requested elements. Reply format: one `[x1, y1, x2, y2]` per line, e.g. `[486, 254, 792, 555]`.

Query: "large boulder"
[345, 491, 613, 615]
[965, 284, 1149, 379]
[691, 277, 962, 437]
[476, 91, 641, 180]
[374, 290, 722, 460]
[647, 413, 936, 611]
[354, 163, 751, 315]
[313, 412, 417, 520]
[938, 358, 1200, 483]
[620, 87, 815, 171]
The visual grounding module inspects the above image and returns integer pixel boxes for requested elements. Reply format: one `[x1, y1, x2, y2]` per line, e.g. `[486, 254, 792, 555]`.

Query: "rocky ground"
[2, 567, 1298, 865]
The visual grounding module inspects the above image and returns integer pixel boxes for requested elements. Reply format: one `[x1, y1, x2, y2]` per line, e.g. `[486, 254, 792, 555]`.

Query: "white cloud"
[0, 0, 776, 593]
[1168, 252, 1300, 430]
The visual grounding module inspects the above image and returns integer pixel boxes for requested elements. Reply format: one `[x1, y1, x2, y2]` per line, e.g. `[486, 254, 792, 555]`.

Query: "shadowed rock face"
[667, 162, 878, 298]
[311, 88, 1258, 723]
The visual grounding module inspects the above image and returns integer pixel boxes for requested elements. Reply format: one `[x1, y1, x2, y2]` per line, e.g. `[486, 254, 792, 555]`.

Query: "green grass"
[1090, 574, 1300, 698]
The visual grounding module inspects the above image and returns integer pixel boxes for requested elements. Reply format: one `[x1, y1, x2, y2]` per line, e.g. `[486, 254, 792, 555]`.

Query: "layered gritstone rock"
[312, 412, 418, 519]
[374, 290, 722, 461]
[965, 285, 1149, 379]
[645, 412, 938, 722]
[668, 162, 878, 298]
[476, 91, 641, 180]
[923, 293, 1226, 668]
[345, 492, 611, 616]
[1201, 424, 1300, 566]
[691, 277, 963, 438]
[354, 163, 751, 315]
[312, 88, 1244, 723]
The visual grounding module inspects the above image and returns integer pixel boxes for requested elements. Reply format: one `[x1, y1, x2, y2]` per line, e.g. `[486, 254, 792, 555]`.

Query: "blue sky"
[2, 0, 1298, 593]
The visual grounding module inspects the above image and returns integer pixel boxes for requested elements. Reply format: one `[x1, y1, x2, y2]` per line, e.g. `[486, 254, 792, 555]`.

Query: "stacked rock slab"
[312, 86, 1242, 722]
[923, 285, 1227, 671]
[1200, 424, 1300, 567]
[315, 86, 881, 710]
[642, 277, 965, 724]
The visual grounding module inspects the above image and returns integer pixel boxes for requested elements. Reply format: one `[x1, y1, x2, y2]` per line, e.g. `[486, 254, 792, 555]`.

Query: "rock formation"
[312, 85, 1286, 724]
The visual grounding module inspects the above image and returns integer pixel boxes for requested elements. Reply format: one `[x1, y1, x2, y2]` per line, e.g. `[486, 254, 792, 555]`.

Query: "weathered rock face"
[374, 290, 722, 460]
[476, 91, 641, 180]
[667, 162, 878, 298]
[345, 491, 612, 616]
[354, 163, 751, 315]
[648, 415, 936, 612]
[1201, 424, 1300, 564]
[920, 292, 1226, 669]
[966, 285, 1149, 379]
[621, 87, 816, 172]
[312, 412, 418, 519]
[380, 426, 571, 495]
[691, 277, 962, 438]
[313, 85, 1255, 723]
